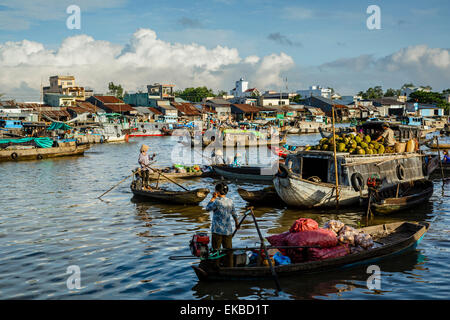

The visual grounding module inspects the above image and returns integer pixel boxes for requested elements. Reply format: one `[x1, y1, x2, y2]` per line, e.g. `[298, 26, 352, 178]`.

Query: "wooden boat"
[237, 186, 284, 205]
[130, 185, 210, 205]
[273, 151, 429, 208]
[365, 179, 434, 215]
[425, 141, 450, 150]
[212, 164, 275, 182]
[192, 221, 429, 281]
[430, 162, 450, 178]
[0, 142, 90, 162]
[267, 144, 304, 159]
[144, 168, 213, 181]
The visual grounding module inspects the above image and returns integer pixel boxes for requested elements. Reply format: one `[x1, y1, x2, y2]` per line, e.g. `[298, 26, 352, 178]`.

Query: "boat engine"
[190, 232, 210, 258]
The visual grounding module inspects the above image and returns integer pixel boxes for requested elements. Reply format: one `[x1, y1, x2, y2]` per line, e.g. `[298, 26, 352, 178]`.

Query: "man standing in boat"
[206, 183, 239, 268]
[375, 123, 396, 147]
[138, 144, 156, 190]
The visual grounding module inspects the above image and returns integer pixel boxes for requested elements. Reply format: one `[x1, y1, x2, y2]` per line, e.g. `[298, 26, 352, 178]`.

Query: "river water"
[0, 133, 449, 300]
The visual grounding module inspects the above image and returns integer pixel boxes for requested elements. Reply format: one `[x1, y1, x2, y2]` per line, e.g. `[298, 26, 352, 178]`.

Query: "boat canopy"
[0, 137, 54, 148]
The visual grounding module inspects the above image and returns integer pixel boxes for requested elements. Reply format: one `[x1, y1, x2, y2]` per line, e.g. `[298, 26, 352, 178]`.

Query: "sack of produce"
[395, 142, 406, 153]
[285, 248, 305, 263]
[354, 232, 374, 249]
[285, 229, 338, 248]
[337, 226, 359, 245]
[289, 218, 319, 233]
[406, 139, 415, 153]
[308, 244, 350, 261]
[323, 220, 345, 234]
[266, 232, 289, 254]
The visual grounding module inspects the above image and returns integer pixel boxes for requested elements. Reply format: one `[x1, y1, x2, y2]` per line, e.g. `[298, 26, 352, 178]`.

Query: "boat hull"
[273, 174, 364, 208]
[131, 186, 210, 205]
[0, 144, 90, 162]
[212, 165, 274, 182]
[237, 187, 284, 205]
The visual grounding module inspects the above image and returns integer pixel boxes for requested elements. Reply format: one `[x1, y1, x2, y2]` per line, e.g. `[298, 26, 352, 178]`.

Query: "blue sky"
[0, 0, 449, 100]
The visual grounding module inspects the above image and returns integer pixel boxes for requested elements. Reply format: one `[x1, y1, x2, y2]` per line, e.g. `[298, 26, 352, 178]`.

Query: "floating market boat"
[141, 167, 213, 181]
[237, 186, 284, 205]
[273, 150, 432, 208]
[363, 179, 434, 215]
[0, 138, 90, 162]
[130, 185, 210, 205]
[192, 221, 429, 281]
[211, 164, 275, 182]
[425, 141, 450, 150]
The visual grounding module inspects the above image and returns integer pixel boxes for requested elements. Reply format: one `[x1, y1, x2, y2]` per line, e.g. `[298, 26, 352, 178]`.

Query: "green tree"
[108, 82, 124, 99]
[442, 88, 450, 95]
[289, 94, 302, 103]
[409, 91, 450, 114]
[216, 90, 228, 97]
[384, 88, 400, 97]
[176, 87, 215, 102]
[402, 83, 414, 89]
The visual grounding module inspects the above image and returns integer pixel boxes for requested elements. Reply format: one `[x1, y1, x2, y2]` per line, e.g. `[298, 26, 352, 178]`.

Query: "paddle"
[146, 165, 190, 191]
[248, 207, 282, 294]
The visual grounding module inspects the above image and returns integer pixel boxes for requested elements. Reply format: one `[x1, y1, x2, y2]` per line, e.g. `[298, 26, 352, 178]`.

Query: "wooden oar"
[249, 207, 282, 294]
[146, 165, 190, 191]
[232, 211, 250, 238]
[98, 172, 135, 199]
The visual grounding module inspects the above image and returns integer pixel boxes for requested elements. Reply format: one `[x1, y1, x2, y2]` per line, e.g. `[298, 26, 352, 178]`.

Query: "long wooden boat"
[130, 185, 210, 205]
[212, 164, 274, 182]
[429, 162, 450, 179]
[0, 143, 90, 162]
[237, 186, 284, 205]
[192, 221, 429, 281]
[273, 150, 429, 208]
[425, 141, 450, 150]
[365, 179, 434, 215]
[146, 170, 212, 181]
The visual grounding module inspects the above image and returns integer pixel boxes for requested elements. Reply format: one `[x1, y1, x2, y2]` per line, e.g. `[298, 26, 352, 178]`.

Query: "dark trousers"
[212, 233, 233, 267]
[141, 170, 149, 188]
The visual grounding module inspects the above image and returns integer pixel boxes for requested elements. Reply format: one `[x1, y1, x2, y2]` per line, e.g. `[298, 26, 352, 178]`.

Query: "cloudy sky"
[0, 0, 449, 101]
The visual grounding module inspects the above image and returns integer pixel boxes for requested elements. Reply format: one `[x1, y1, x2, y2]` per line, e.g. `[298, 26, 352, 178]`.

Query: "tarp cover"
[47, 122, 72, 131]
[0, 137, 54, 148]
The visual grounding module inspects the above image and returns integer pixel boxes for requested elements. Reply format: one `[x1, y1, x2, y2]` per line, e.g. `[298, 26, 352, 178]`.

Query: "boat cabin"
[0, 119, 23, 129]
[285, 150, 426, 189]
[356, 121, 422, 142]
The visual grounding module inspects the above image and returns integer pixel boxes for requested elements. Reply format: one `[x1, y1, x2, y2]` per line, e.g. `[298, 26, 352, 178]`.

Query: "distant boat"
[211, 164, 275, 182]
[0, 140, 89, 162]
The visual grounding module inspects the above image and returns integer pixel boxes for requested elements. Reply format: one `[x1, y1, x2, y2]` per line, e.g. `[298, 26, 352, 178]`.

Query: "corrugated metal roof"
[93, 95, 124, 104]
[231, 104, 261, 113]
[171, 102, 201, 116]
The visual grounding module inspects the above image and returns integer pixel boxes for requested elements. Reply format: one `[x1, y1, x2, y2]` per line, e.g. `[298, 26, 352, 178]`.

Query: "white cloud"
[0, 28, 295, 100]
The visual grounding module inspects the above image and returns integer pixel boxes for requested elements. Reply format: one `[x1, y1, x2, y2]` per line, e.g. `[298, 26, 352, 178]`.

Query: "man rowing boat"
[138, 144, 156, 190]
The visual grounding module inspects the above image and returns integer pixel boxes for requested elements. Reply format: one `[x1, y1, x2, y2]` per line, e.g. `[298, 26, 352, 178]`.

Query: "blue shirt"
[206, 197, 237, 236]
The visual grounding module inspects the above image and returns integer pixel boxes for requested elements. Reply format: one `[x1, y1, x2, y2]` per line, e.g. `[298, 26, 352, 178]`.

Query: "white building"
[297, 85, 332, 99]
[230, 78, 249, 98]
[400, 86, 431, 98]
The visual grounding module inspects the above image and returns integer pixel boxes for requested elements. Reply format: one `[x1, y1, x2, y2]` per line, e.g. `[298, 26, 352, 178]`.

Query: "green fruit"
[378, 145, 385, 154]
[322, 144, 328, 150]
[348, 148, 355, 154]
[357, 149, 365, 155]
[364, 135, 371, 143]
[365, 148, 373, 155]
[305, 146, 311, 151]
[369, 143, 374, 149]
[355, 136, 362, 143]
[320, 138, 328, 145]
[360, 142, 368, 149]
[338, 143, 346, 152]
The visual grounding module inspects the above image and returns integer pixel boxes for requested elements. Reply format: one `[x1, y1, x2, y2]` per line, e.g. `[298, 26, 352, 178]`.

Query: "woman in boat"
[138, 144, 156, 191]
[205, 183, 239, 268]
